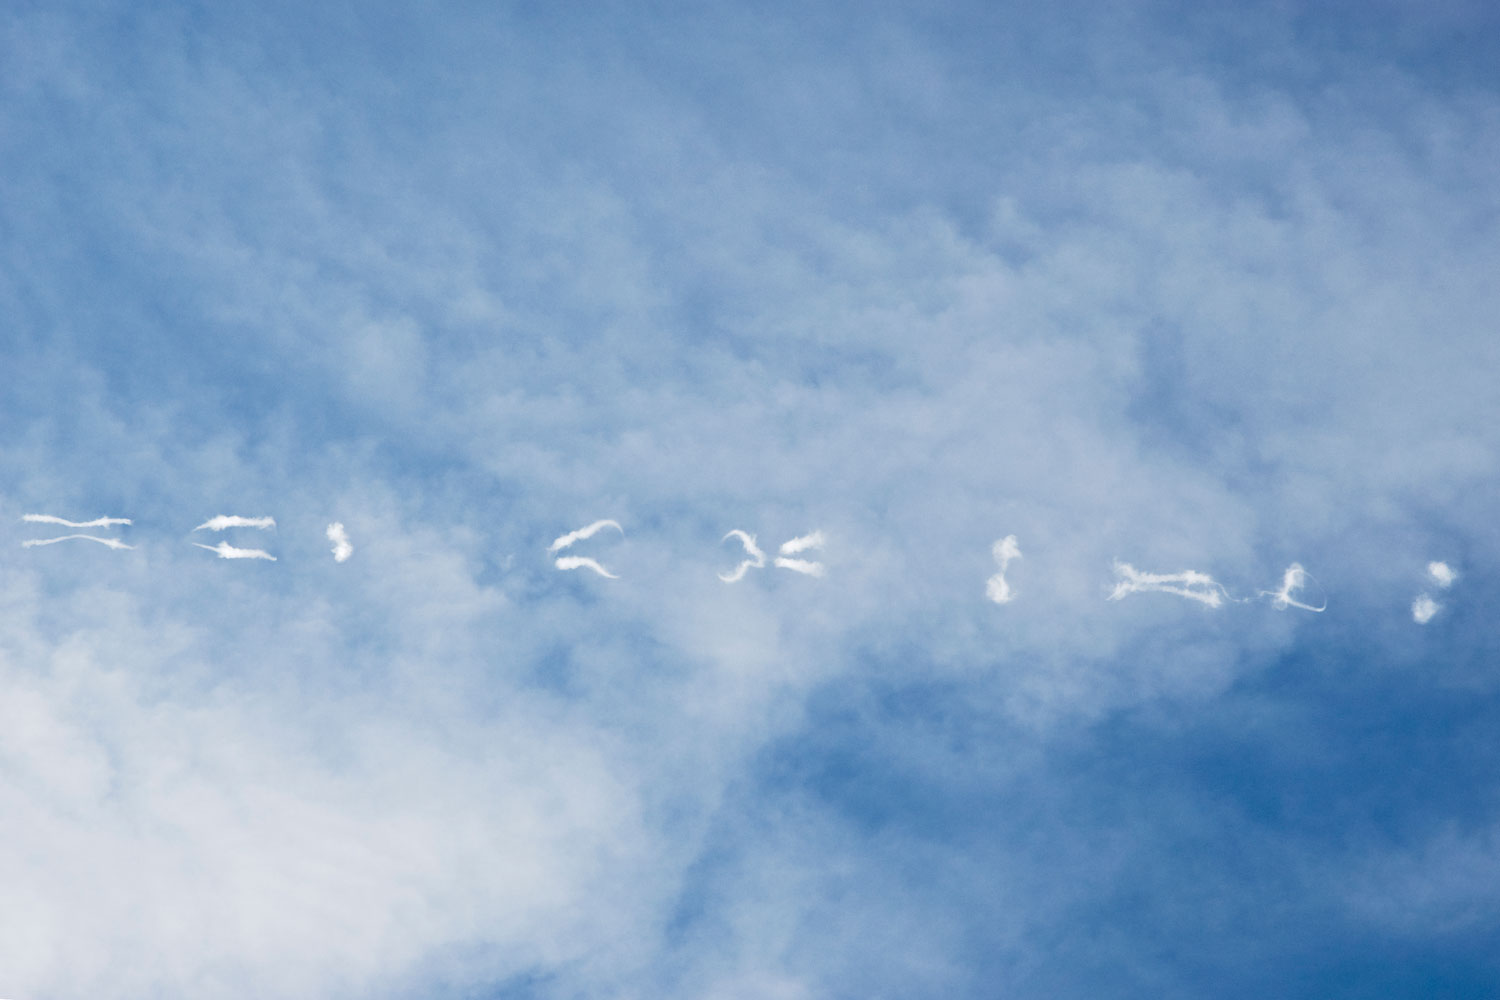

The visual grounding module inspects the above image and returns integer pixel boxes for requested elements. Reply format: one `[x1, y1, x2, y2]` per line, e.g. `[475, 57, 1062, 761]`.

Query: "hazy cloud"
[326, 522, 353, 562]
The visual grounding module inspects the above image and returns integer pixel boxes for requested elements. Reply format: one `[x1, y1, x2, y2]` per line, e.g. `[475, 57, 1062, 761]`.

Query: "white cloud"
[1427, 561, 1457, 588]
[20, 534, 134, 550]
[1411, 594, 1440, 624]
[553, 555, 620, 579]
[326, 522, 353, 563]
[985, 535, 1021, 604]
[22, 514, 132, 528]
[772, 532, 825, 578]
[547, 519, 623, 554]
[1260, 563, 1326, 613]
[192, 541, 277, 561]
[194, 516, 277, 532]
[1107, 562, 1229, 608]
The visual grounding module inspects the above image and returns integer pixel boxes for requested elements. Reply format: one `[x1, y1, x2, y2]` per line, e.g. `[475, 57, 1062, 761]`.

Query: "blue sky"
[2, 1, 1499, 996]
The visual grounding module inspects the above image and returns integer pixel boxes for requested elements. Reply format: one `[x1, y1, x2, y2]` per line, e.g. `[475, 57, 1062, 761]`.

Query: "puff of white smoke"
[193, 542, 277, 561]
[22, 514, 132, 528]
[1412, 594, 1440, 624]
[986, 535, 1021, 604]
[326, 523, 353, 563]
[194, 516, 276, 532]
[553, 556, 619, 579]
[1427, 562, 1457, 588]
[547, 519, 623, 553]
[719, 530, 768, 583]
[1260, 563, 1327, 613]
[1108, 562, 1228, 608]
[21, 534, 134, 550]
[774, 531, 826, 577]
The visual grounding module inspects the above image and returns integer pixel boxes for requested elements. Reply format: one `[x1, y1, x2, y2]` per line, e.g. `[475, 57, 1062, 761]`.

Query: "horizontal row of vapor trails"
[18, 516, 1462, 621]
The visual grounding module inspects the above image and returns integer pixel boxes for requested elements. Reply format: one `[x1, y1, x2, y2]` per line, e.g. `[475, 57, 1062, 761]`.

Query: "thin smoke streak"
[194, 515, 276, 532]
[778, 531, 825, 556]
[773, 557, 826, 578]
[193, 542, 277, 561]
[548, 519, 623, 553]
[554, 556, 619, 579]
[719, 530, 767, 583]
[22, 514, 132, 528]
[1108, 562, 1229, 608]
[774, 531, 826, 577]
[1260, 562, 1326, 612]
[21, 534, 133, 550]
[986, 535, 1021, 604]
[326, 522, 353, 563]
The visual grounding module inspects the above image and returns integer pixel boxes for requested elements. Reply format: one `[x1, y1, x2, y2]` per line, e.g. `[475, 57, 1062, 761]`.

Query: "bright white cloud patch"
[326, 522, 353, 562]
[1107, 562, 1229, 608]
[193, 515, 277, 532]
[22, 514, 132, 528]
[1412, 594, 1440, 624]
[719, 529, 768, 583]
[20, 534, 134, 551]
[1260, 563, 1326, 613]
[1427, 561, 1457, 588]
[773, 531, 826, 578]
[985, 535, 1021, 604]
[193, 541, 277, 561]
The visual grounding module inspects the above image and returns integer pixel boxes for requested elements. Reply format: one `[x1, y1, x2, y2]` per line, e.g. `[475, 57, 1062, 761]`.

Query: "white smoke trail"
[718, 530, 767, 583]
[773, 531, 826, 577]
[326, 523, 353, 563]
[553, 556, 619, 579]
[194, 516, 276, 532]
[547, 519, 623, 553]
[21, 534, 134, 551]
[193, 542, 277, 561]
[1412, 594, 1440, 624]
[22, 514, 132, 528]
[985, 535, 1021, 604]
[1427, 561, 1457, 588]
[1108, 562, 1229, 608]
[1260, 563, 1326, 613]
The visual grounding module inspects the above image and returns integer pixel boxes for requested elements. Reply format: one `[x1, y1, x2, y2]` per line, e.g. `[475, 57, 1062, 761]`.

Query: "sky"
[1, 1, 1499, 997]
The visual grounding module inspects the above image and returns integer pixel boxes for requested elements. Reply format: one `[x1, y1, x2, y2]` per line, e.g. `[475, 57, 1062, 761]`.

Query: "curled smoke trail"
[193, 542, 277, 561]
[553, 556, 619, 579]
[1108, 562, 1229, 608]
[773, 531, 826, 578]
[985, 535, 1021, 604]
[1427, 561, 1457, 588]
[194, 515, 276, 532]
[21, 534, 133, 550]
[719, 530, 768, 583]
[1260, 563, 1327, 613]
[326, 523, 353, 563]
[547, 519, 623, 554]
[23, 514, 132, 528]
[1412, 594, 1440, 624]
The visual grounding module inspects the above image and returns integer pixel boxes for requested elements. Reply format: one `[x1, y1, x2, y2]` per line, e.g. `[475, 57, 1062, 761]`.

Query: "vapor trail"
[777, 531, 825, 556]
[1108, 562, 1229, 608]
[193, 542, 277, 561]
[553, 556, 619, 579]
[986, 535, 1021, 604]
[326, 522, 353, 562]
[719, 530, 767, 583]
[1260, 563, 1326, 612]
[774, 532, 826, 577]
[194, 516, 276, 532]
[21, 534, 134, 550]
[548, 519, 623, 553]
[22, 514, 132, 528]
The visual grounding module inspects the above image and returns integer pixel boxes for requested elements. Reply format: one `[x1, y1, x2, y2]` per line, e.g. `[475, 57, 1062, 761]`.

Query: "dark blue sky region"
[1, 2, 1498, 997]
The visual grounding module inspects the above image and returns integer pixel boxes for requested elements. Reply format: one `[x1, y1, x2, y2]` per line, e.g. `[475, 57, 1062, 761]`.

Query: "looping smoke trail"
[719, 530, 767, 583]
[1412, 594, 1440, 624]
[23, 514, 132, 528]
[194, 516, 276, 532]
[773, 532, 826, 578]
[553, 556, 619, 579]
[21, 534, 134, 550]
[1260, 563, 1326, 613]
[986, 535, 1021, 604]
[326, 522, 353, 563]
[193, 542, 277, 561]
[548, 519, 623, 554]
[1108, 562, 1229, 608]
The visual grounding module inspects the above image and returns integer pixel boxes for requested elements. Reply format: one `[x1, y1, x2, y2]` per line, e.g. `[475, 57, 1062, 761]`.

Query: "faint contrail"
[774, 531, 826, 577]
[1427, 561, 1457, 588]
[22, 534, 134, 550]
[326, 522, 353, 562]
[719, 530, 768, 583]
[548, 519, 623, 554]
[193, 541, 277, 561]
[986, 535, 1021, 604]
[1412, 594, 1439, 624]
[1260, 563, 1326, 612]
[195, 515, 276, 532]
[1108, 562, 1228, 608]
[553, 556, 619, 579]
[23, 514, 132, 528]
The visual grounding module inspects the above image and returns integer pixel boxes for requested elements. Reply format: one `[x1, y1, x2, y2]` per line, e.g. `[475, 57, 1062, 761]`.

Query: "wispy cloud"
[1107, 562, 1229, 608]
[22, 514, 132, 528]
[985, 535, 1021, 604]
[552, 556, 619, 579]
[1260, 563, 1326, 613]
[719, 530, 768, 583]
[193, 515, 277, 532]
[773, 531, 826, 578]
[326, 522, 353, 562]
[192, 541, 277, 561]
[547, 519, 623, 554]
[21, 534, 134, 550]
